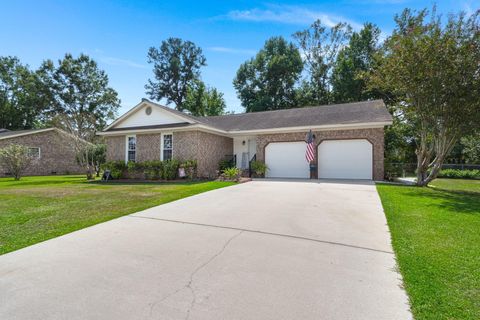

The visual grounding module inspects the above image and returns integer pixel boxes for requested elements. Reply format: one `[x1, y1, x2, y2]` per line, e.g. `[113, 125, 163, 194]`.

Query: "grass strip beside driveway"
[0, 175, 234, 255]
[377, 179, 480, 320]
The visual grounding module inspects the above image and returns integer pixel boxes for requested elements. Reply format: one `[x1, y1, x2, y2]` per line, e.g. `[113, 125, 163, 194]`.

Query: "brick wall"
[255, 128, 385, 180]
[105, 136, 125, 161]
[0, 130, 85, 176]
[195, 131, 233, 178]
[106, 130, 233, 178]
[137, 134, 161, 162]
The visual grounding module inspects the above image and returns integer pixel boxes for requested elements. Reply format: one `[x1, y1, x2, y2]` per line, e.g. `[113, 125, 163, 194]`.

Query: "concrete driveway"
[0, 180, 412, 320]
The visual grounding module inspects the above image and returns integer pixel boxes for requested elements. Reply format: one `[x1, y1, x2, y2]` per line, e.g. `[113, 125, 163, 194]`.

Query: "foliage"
[145, 38, 207, 110]
[293, 20, 352, 105]
[437, 169, 480, 180]
[460, 133, 480, 164]
[368, 8, 480, 186]
[142, 160, 163, 180]
[331, 23, 382, 103]
[0, 56, 51, 130]
[218, 158, 234, 173]
[0, 144, 35, 180]
[223, 167, 240, 180]
[233, 36, 303, 112]
[250, 161, 268, 177]
[181, 159, 197, 179]
[0, 175, 235, 255]
[100, 160, 127, 179]
[76, 143, 106, 179]
[183, 80, 226, 116]
[162, 159, 180, 180]
[39, 53, 120, 142]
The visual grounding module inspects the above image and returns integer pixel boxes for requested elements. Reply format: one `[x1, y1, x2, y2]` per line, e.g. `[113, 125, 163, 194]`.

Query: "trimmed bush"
[143, 160, 163, 180]
[101, 161, 127, 179]
[437, 169, 480, 179]
[162, 159, 180, 180]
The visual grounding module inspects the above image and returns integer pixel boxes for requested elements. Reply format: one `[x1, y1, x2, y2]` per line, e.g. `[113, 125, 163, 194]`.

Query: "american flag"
[305, 130, 315, 163]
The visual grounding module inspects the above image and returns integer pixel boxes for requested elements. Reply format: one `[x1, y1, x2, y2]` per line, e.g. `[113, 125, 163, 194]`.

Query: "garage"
[318, 139, 373, 180]
[265, 142, 310, 178]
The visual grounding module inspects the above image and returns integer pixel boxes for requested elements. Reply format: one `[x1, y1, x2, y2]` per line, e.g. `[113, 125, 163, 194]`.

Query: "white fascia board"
[0, 128, 55, 141]
[97, 124, 230, 137]
[98, 121, 392, 138]
[225, 121, 393, 136]
[103, 100, 196, 131]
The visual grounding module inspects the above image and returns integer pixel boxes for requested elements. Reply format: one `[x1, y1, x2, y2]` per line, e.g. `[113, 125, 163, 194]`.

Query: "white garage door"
[265, 142, 310, 178]
[318, 139, 372, 179]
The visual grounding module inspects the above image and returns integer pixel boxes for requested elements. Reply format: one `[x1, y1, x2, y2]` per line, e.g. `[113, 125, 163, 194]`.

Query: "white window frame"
[27, 147, 41, 159]
[125, 135, 136, 163]
[160, 133, 173, 161]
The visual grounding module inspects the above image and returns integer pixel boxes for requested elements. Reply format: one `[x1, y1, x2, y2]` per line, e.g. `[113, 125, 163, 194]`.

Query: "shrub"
[100, 160, 127, 179]
[250, 161, 268, 177]
[143, 160, 163, 180]
[437, 169, 480, 179]
[218, 159, 234, 173]
[182, 159, 197, 179]
[223, 167, 240, 180]
[162, 159, 180, 180]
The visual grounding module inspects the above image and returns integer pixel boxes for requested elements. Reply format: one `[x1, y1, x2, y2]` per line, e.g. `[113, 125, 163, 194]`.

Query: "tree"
[460, 133, 480, 164]
[145, 38, 207, 110]
[293, 20, 352, 105]
[76, 143, 106, 179]
[368, 8, 480, 186]
[39, 53, 121, 142]
[331, 23, 382, 103]
[0, 144, 35, 180]
[183, 80, 226, 116]
[233, 36, 303, 112]
[0, 56, 50, 130]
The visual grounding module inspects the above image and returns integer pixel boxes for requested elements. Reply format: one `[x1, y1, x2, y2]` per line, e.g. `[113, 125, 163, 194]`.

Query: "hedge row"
[437, 169, 480, 179]
[101, 159, 197, 180]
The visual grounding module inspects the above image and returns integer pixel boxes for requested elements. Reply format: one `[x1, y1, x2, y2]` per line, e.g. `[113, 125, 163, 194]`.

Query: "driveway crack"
[149, 230, 243, 319]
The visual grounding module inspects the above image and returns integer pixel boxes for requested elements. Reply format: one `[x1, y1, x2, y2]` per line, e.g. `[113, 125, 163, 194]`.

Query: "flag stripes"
[305, 130, 315, 163]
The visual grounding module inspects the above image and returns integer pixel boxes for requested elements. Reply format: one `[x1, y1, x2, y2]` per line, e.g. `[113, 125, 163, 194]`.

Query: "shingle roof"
[0, 128, 51, 139]
[197, 100, 392, 132]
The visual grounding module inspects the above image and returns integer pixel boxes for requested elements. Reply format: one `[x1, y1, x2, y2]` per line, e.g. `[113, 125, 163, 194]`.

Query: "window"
[162, 134, 173, 161]
[27, 147, 40, 159]
[127, 136, 136, 162]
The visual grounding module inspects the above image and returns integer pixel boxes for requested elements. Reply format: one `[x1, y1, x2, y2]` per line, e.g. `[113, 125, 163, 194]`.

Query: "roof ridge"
[201, 99, 385, 120]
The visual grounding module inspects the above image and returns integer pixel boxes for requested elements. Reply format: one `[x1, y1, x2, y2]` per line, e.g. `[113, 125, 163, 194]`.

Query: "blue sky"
[0, 0, 475, 114]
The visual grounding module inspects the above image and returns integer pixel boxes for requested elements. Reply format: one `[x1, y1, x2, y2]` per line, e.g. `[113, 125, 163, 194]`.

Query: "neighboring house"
[0, 128, 85, 177]
[99, 98, 392, 180]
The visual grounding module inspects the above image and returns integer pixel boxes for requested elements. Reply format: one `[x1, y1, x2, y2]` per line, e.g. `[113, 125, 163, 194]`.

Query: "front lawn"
[377, 179, 480, 320]
[0, 175, 234, 255]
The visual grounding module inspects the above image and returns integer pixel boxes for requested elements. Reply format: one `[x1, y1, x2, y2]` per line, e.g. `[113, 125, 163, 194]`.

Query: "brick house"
[0, 128, 85, 176]
[99, 99, 392, 180]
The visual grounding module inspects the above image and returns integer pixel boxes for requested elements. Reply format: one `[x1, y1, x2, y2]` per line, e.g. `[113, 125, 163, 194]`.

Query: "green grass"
[0, 175, 235, 255]
[377, 179, 480, 320]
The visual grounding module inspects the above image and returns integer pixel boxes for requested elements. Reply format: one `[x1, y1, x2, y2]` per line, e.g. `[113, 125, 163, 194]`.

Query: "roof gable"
[105, 100, 197, 131]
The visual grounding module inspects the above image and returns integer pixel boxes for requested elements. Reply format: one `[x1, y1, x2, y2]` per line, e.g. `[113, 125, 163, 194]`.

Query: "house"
[0, 128, 85, 176]
[99, 99, 392, 180]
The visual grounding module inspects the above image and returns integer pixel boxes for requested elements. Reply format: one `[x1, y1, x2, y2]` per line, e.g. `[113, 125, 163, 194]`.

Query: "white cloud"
[224, 5, 362, 29]
[99, 56, 147, 69]
[207, 47, 256, 55]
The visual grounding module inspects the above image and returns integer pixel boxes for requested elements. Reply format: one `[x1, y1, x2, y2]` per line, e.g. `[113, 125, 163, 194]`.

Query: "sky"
[0, 0, 475, 115]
